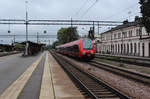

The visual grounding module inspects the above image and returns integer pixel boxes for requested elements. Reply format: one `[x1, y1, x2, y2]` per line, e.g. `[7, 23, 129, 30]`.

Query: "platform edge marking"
[39, 52, 54, 99]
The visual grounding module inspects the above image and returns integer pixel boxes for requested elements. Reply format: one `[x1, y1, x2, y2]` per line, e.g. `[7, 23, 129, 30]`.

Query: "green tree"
[51, 40, 60, 49]
[57, 27, 79, 44]
[139, 0, 150, 34]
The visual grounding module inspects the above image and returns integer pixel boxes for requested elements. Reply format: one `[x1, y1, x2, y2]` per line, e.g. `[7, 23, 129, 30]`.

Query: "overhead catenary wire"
[119, 11, 141, 21]
[103, 2, 139, 20]
[81, 0, 99, 18]
[75, 0, 90, 16]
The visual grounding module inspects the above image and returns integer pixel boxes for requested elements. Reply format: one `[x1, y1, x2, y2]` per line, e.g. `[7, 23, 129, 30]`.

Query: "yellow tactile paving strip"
[0, 53, 43, 99]
[39, 52, 55, 99]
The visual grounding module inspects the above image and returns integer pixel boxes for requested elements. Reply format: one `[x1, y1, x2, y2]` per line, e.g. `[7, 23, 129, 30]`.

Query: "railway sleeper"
[97, 94, 118, 98]
[89, 89, 109, 92]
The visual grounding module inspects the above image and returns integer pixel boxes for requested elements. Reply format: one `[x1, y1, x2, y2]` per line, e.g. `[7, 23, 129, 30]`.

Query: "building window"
[138, 43, 140, 56]
[142, 43, 145, 57]
[123, 32, 127, 38]
[127, 44, 129, 54]
[124, 44, 126, 54]
[130, 43, 133, 54]
[114, 34, 117, 39]
[118, 33, 121, 38]
[121, 44, 123, 54]
[129, 30, 133, 37]
[115, 44, 117, 53]
[118, 44, 120, 54]
[136, 29, 139, 36]
[134, 43, 137, 55]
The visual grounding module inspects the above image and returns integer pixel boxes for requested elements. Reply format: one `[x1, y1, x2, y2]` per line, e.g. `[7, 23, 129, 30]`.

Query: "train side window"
[74, 45, 79, 52]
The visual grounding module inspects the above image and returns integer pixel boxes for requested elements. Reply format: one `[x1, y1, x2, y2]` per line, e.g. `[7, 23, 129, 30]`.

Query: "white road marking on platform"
[0, 54, 43, 99]
[39, 52, 55, 99]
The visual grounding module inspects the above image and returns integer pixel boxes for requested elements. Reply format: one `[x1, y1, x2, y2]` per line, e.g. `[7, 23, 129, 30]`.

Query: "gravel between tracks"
[56, 53, 150, 99]
[94, 58, 150, 75]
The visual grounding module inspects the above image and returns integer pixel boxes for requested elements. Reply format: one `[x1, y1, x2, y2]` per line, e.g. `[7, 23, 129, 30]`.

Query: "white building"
[96, 17, 150, 57]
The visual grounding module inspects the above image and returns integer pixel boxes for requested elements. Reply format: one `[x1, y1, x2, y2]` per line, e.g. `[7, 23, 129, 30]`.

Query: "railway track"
[95, 55, 150, 68]
[50, 51, 130, 99]
[89, 60, 150, 86]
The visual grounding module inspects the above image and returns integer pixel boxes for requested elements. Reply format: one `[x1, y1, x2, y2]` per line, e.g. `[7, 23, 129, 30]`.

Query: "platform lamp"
[8, 19, 11, 34]
[44, 30, 47, 34]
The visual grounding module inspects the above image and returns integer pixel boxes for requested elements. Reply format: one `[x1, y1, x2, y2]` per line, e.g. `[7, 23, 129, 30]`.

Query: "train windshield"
[82, 38, 93, 50]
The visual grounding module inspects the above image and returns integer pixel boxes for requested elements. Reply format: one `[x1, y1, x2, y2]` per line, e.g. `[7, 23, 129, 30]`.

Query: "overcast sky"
[0, 0, 141, 44]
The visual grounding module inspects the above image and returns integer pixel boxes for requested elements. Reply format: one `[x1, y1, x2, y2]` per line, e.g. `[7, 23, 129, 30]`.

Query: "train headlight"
[90, 51, 94, 53]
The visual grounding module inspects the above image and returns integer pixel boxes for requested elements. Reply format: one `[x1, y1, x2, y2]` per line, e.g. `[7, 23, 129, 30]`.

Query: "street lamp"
[25, 1, 28, 42]
[25, 0, 29, 56]
[37, 31, 47, 43]
[44, 30, 47, 34]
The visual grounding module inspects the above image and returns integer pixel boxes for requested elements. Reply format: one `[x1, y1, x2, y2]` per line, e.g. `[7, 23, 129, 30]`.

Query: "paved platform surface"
[0, 51, 84, 99]
[96, 53, 150, 61]
[48, 52, 84, 99]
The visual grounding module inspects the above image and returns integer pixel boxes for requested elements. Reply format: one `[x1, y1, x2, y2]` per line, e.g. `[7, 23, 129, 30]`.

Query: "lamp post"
[25, 1, 29, 56]
[37, 32, 39, 43]
[37, 30, 47, 43]
[25, 1, 28, 42]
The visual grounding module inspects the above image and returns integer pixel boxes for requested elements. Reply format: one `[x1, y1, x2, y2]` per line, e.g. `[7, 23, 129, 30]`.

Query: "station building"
[95, 17, 150, 57]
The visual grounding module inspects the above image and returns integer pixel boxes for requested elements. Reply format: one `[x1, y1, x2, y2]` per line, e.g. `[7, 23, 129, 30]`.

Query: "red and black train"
[56, 38, 95, 60]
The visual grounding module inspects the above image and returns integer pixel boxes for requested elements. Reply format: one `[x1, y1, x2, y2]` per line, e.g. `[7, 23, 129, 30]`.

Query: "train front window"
[82, 39, 93, 50]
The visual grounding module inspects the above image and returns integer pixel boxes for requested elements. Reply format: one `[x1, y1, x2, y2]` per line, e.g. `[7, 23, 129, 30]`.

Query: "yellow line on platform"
[39, 52, 55, 99]
[0, 54, 43, 99]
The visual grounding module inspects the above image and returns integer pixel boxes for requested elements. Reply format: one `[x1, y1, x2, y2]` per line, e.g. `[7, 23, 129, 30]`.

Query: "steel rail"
[95, 55, 150, 67]
[51, 51, 130, 99]
[89, 60, 150, 85]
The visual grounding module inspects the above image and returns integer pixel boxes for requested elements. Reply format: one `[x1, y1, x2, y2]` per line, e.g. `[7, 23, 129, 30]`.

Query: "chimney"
[123, 20, 129, 24]
[135, 16, 140, 22]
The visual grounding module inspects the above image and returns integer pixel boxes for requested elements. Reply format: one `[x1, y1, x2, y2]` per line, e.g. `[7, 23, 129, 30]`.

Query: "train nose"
[87, 53, 91, 57]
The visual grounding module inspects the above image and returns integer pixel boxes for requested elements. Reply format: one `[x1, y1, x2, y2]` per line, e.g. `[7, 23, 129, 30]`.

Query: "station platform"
[45, 52, 84, 99]
[0, 52, 84, 99]
[96, 53, 150, 61]
[0, 51, 20, 57]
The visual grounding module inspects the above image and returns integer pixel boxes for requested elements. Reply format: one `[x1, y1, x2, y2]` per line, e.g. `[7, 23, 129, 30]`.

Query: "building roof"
[20, 41, 45, 46]
[0, 44, 14, 50]
[101, 17, 143, 34]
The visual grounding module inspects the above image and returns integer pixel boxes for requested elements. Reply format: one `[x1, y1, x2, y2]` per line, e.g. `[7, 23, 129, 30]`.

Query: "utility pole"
[37, 32, 39, 43]
[93, 21, 95, 34]
[71, 17, 73, 27]
[25, 1, 28, 42]
[48, 40, 50, 45]
[98, 22, 99, 35]
[25, 1, 29, 56]
[14, 35, 15, 44]
[92, 21, 95, 40]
